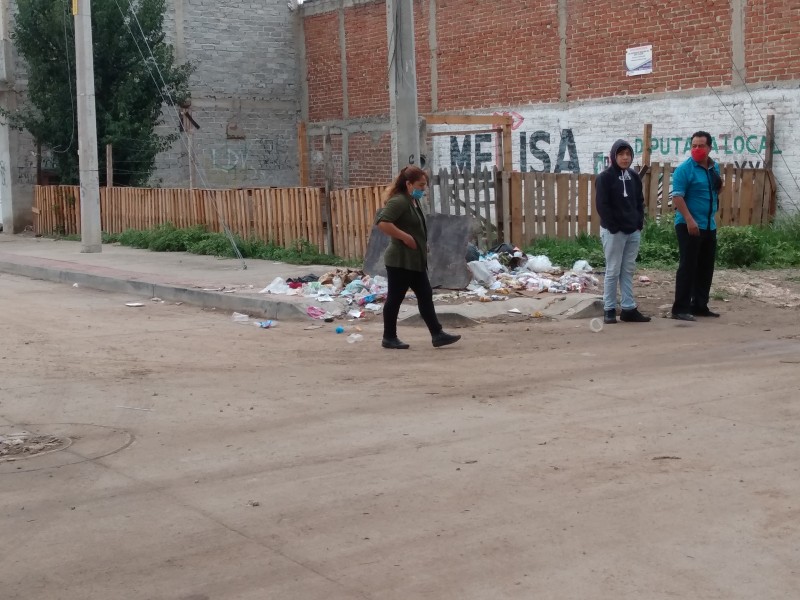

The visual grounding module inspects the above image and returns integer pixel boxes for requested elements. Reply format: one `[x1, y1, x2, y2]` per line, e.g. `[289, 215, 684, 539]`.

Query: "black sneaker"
[382, 337, 410, 349]
[620, 307, 651, 322]
[432, 331, 461, 348]
[671, 312, 696, 322]
[603, 309, 617, 324]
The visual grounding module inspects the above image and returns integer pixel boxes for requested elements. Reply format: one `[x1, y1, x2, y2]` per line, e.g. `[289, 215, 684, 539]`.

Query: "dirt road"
[1, 272, 798, 600]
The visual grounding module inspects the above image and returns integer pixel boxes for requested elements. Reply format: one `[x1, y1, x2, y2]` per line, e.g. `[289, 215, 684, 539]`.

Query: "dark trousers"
[383, 266, 442, 339]
[672, 223, 717, 315]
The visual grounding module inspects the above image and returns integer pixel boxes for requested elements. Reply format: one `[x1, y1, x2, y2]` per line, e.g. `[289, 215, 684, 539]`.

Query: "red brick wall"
[436, 0, 561, 110]
[306, 12, 343, 122]
[348, 132, 394, 186]
[345, 3, 390, 117]
[566, 1, 732, 100]
[745, 0, 800, 82]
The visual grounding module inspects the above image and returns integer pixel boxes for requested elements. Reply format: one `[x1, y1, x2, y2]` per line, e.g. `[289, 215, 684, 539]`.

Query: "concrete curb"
[0, 254, 604, 324]
[0, 257, 308, 321]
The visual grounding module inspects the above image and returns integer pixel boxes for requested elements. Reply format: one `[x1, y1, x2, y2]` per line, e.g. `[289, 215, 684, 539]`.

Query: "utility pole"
[73, 0, 101, 252]
[386, 0, 420, 174]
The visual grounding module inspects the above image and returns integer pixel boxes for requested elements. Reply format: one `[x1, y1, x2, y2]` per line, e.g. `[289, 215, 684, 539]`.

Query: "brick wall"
[436, 0, 560, 109]
[305, 11, 344, 122]
[566, 1, 732, 100]
[745, 0, 800, 82]
[348, 132, 393, 185]
[345, 3, 390, 117]
[301, 0, 800, 211]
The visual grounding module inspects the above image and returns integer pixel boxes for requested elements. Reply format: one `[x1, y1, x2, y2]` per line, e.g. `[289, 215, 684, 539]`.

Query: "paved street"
[1, 273, 799, 600]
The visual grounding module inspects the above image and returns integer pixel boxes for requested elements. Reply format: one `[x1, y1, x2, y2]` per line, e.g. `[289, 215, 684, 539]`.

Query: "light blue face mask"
[411, 189, 425, 200]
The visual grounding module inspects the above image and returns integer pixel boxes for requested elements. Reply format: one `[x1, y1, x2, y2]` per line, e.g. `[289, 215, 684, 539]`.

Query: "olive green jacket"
[376, 193, 428, 272]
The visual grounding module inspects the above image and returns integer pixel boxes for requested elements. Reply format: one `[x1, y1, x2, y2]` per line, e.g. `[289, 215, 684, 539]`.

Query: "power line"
[110, 0, 246, 267]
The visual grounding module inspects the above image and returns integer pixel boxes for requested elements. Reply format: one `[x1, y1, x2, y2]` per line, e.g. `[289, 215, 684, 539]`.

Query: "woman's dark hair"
[692, 130, 714, 147]
[383, 166, 428, 202]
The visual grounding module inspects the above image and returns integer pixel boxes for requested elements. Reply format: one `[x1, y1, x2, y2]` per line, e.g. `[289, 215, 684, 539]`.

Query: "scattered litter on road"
[652, 456, 681, 460]
[247, 500, 261, 507]
[590, 318, 604, 333]
[507, 308, 522, 314]
[72, 283, 79, 288]
[125, 302, 144, 308]
[151, 297, 163, 303]
[639, 276, 652, 284]
[232, 312, 250, 323]
[254, 320, 276, 329]
[347, 333, 364, 343]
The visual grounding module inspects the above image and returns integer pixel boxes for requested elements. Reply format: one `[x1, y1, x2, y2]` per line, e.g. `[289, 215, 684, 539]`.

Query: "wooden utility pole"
[297, 121, 309, 187]
[106, 144, 113, 188]
[641, 123, 653, 171]
[386, 0, 420, 173]
[764, 114, 775, 171]
[73, 0, 101, 252]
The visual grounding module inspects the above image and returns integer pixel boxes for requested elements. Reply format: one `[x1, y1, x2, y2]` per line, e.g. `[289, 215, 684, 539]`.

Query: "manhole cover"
[0, 431, 72, 461]
[0, 424, 133, 474]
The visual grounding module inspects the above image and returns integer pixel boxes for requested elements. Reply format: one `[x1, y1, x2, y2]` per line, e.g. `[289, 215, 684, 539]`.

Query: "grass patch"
[65, 223, 355, 266]
[521, 213, 800, 270]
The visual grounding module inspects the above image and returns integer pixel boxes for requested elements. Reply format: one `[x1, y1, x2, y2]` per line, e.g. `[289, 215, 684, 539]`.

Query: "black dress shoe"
[692, 308, 721, 317]
[603, 309, 617, 324]
[671, 312, 696, 322]
[620, 307, 651, 322]
[382, 337, 410, 349]
[432, 331, 461, 348]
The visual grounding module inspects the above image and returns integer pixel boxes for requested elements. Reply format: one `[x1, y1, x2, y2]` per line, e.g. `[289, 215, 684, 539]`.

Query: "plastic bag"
[259, 277, 290, 294]
[467, 260, 494, 285]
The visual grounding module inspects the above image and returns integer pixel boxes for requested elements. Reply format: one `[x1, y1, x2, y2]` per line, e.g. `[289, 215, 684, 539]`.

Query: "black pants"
[383, 266, 442, 339]
[672, 223, 717, 315]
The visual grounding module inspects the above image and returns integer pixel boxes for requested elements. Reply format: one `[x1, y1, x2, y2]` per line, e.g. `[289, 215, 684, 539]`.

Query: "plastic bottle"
[254, 320, 276, 329]
[347, 333, 364, 343]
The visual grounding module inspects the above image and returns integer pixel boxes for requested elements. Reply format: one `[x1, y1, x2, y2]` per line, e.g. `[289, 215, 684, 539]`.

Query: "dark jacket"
[595, 139, 645, 234]
[376, 193, 429, 271]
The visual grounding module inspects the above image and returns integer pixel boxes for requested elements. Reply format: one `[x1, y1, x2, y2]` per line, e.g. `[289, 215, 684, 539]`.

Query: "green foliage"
[8, 0, 193, 185]
[521, 214, 800, 270]
[716, 226, 763, 267]
[110, 223, 351, 266]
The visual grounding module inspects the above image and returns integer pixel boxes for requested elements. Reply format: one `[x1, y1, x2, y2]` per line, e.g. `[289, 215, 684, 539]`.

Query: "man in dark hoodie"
[594, 139, 650, 324]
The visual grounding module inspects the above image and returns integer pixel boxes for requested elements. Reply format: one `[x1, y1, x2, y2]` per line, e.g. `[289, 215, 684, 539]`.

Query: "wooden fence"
[33, 163, 777, 260]
[329, 186, 383, 260]
[34, 186, 325, 251]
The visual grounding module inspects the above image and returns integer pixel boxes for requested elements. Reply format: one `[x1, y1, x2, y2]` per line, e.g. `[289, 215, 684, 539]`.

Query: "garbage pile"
[260, 268, 388, 319]
[256, 247, 598, 318]
[464, 243, 599, 301]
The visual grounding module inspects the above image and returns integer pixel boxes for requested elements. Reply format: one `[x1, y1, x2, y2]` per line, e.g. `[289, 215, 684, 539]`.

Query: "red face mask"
[691, 147, 709, 163]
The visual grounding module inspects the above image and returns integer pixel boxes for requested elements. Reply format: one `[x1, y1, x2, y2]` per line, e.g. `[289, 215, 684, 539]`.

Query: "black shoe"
[620, 308, 651, 323]
[671, 312, 696, 322]
[382, 337, 410, 349]
[603, 309, 617, 324]
[432, 331, 461, 348]
[692, 308, 721, 318]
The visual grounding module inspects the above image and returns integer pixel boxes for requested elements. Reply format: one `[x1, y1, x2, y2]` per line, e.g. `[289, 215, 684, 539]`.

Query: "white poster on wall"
[626, 45, 653, 76]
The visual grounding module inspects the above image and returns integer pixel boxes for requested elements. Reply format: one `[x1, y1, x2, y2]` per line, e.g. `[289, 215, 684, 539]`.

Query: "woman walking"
[376, 166, 461, 350]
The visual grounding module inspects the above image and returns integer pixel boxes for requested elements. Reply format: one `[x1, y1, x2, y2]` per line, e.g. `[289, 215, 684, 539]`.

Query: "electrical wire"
[50, 1, 76, 154]
[110, 0, 247, 268]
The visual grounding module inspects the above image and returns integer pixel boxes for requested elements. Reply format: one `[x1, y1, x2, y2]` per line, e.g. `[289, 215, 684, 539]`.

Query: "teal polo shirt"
[672, 157, 721, 231]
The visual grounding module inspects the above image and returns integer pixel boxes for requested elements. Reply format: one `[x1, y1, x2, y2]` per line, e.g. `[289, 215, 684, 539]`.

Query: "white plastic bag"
[526, 255, 553, 273]
[467, 260, 494, 285]
[259, 277, 290, 294]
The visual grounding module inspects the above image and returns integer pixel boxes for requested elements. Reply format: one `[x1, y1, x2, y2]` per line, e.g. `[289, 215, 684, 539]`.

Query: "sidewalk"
[0, 235, 603, 323]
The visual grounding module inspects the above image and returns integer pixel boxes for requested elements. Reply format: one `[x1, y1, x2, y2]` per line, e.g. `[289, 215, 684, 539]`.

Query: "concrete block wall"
[155, 0, 301, 188]
[301, 0, 800, 210]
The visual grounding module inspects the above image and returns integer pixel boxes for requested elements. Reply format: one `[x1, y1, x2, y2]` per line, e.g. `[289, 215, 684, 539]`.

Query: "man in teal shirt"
[670, 131, 723, 321]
